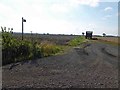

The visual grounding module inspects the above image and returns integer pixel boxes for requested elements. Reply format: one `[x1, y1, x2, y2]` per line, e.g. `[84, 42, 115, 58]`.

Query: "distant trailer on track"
[85, 31, 93, 39]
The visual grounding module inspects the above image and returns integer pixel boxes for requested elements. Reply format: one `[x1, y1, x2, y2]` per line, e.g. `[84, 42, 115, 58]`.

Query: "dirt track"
[2, 41, 119, 88]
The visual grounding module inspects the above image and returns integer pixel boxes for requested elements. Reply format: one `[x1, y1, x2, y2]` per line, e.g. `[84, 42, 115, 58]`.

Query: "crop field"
[13, 33, 80, 45]
[94, 36, 120, 45]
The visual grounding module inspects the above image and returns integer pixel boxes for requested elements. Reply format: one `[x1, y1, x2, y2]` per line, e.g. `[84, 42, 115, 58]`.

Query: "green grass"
[68, 36, 86, 46]
[38, 41, 64, 57]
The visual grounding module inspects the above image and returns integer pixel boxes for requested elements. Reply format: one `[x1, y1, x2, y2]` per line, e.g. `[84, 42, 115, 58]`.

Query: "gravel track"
[2, 41, 119, 88]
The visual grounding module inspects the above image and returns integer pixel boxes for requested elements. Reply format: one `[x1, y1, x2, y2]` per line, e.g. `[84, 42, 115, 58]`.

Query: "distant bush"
[68, 36, 85, 46]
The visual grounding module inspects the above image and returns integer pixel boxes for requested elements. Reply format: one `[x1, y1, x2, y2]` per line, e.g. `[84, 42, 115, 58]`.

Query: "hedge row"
[2, 30, 63, 65]
[2, 30, 41, 65]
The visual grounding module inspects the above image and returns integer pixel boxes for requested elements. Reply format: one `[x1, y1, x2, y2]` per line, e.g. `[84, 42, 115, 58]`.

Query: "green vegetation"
[68, 36, 86, 46]
[2, 30, 40, 65]
[39, 41, 63, 57]
[2, 27, 86, 65]
[2, 30, 63, 65]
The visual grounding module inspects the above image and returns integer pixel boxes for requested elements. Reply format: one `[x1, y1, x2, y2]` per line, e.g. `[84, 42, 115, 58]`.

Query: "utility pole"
[22, 17, 26, 40]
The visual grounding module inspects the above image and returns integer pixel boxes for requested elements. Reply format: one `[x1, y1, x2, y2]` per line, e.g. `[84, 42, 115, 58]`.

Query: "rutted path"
[2, 41, 119, 88]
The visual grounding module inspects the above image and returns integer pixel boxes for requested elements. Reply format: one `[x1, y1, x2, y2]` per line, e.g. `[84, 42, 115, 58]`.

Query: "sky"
[0, 0, 119, 36]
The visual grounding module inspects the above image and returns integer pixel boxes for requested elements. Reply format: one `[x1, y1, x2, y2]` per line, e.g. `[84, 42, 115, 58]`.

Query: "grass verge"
[39, 41, 64, 57]
[68, 36, 86, 46]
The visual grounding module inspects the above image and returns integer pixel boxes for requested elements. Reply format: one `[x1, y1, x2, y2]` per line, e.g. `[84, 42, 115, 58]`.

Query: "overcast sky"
[0, 0, 119, 36]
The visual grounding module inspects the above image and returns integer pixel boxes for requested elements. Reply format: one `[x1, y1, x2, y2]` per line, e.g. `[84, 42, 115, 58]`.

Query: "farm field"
[2, 34, 119, 88]
[12, 33, 80, 45]
[95, 36, 119, 45]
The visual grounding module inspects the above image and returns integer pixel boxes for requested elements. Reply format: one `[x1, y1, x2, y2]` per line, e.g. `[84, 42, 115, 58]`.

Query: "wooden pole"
[22, 17, 23, 40]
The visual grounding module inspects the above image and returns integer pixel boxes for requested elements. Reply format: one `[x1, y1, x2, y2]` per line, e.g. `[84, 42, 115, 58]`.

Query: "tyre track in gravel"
[2, 41, 119, 88]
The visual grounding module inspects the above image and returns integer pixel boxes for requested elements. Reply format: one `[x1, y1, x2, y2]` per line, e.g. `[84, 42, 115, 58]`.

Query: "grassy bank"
[38, 41, 64, 57]
[68, 36, 86, 46]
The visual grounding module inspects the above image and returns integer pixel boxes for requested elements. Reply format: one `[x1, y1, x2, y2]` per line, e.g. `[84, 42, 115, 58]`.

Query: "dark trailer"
[85, 31, 93, 39]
